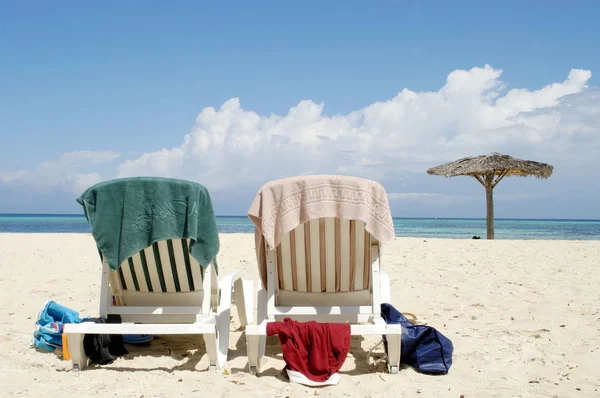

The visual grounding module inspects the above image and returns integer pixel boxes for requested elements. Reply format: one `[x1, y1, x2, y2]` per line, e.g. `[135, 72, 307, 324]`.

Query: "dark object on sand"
[472, 236, 480, 239]
[83, 316, 128, 365]
[381, 303, 453, 374]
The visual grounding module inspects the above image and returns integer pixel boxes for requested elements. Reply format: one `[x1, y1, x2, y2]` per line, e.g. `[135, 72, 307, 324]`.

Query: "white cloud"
[388, 193, 440, 200]
[53, 151, 121, 165]
[0, 151, 120, 193]
[0, 171, 28, 183]
[72, 173, 103, 194]
[494, 193, 548, 201]
[387, 192, 550, 207]
[116, 65, 597, 192]
[388, 192, 476, 205]
[2, 65, 599, 216]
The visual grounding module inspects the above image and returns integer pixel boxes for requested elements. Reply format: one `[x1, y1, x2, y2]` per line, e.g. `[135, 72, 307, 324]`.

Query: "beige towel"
[248, 175, 395, 287]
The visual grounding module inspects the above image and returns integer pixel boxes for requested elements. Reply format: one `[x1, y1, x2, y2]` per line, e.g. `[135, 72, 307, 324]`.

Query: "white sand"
[1, 233, 599, 397]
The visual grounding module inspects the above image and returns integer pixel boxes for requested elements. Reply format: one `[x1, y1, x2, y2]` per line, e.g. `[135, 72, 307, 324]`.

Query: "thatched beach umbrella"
[427, 153, 553, 239]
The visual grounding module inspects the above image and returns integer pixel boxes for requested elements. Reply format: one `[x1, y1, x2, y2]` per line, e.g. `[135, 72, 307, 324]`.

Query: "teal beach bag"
[31, 300, 86, 351]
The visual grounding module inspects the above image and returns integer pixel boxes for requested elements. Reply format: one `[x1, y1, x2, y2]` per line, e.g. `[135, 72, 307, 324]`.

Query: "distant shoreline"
[0, 233, 596, 243]
[1, 213, 599, 222]
[1, 214, 599, 239]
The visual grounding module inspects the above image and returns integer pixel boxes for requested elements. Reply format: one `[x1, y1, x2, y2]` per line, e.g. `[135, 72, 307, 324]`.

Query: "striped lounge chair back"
[104, 238, 217, 311]
[265, 218, 379, 308]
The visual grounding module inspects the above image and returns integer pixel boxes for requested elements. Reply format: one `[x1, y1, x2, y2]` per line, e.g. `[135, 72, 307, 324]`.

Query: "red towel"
[266, 318, 351, 383]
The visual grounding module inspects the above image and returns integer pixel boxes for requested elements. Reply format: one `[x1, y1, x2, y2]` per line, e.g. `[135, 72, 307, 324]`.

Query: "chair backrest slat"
[188, 239, 205, 292]
[339, 218, 350, 292]
[308, 219, 321, 292]
[111, 238, 206, 294]
[272, 218, 373, 295]
[280, 232, 293, 290]
[353, 220, 365, 291]
[362, 230, 371, 290]
[143, 245, 162, 292]
[289, 229, 298, 291]
[156, 240, 177, 292]
[324, 217, 336, 292]
[294, 223, 307, 292]
[130, 252, 149, 292]
[171, 239, 190, 292]
[120, 259, 137, 291]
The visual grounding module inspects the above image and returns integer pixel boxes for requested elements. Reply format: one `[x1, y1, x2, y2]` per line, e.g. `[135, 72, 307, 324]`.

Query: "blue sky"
[1, 1, 599, 218]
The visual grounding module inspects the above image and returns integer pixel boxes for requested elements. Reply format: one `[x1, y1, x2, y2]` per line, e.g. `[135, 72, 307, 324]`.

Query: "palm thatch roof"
[426, 153, 553, 179]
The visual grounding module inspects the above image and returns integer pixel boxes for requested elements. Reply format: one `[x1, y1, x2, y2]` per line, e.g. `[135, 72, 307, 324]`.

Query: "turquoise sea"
[0, 214, 599, 240]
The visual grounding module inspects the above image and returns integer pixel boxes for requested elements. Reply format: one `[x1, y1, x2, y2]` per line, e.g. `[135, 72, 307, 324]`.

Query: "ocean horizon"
[1, 213, 599, 240]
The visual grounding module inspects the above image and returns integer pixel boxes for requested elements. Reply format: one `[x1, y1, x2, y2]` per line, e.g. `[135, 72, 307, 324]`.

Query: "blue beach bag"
[381, 303, 454, 375]
[31, 300, 86, 351]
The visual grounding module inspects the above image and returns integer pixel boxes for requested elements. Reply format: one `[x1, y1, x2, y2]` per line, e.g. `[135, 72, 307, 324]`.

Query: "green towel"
[77, 177, 219, 274]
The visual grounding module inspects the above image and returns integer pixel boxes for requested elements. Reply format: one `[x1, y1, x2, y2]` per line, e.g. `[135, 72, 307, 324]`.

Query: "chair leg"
[247, 284, 267, 374]
[216, 309, 230, 369]
[246, 334, 266, 375]
[233, 278, 254, 327]
[66, 333, 88, 371]
[385, 333, 401, 374]
[203, 331, 219, 371]
[380, 270, 391, 304]
[256, 283, 268, 323]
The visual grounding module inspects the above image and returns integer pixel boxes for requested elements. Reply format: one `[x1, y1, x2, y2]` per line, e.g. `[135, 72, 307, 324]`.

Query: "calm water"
[1, 214, 599, 240]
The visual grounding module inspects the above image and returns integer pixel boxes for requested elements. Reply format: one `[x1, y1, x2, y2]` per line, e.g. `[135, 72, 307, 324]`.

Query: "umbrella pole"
[486, 185, 494, 239]
[474, 174, 495, 239]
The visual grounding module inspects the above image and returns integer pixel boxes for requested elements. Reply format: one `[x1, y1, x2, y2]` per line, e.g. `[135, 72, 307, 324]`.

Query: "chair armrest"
[217, 270, 254, 326]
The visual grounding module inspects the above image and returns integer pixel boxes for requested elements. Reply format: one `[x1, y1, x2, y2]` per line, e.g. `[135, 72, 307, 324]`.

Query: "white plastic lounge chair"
[245, 217, 402, 374]
[64, 239, 253, 371]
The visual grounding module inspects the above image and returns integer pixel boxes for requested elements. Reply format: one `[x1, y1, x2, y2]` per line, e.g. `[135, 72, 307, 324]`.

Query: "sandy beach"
[1, 233, 599, 397]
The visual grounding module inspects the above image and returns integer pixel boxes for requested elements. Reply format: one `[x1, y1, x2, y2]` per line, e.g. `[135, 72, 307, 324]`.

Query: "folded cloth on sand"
[77, 177, 220, 273]
[83, 317, 129, 365]
[381, 303, 453, 375]
[248, 175, 395, 287]
[267, 318, 351, 386]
